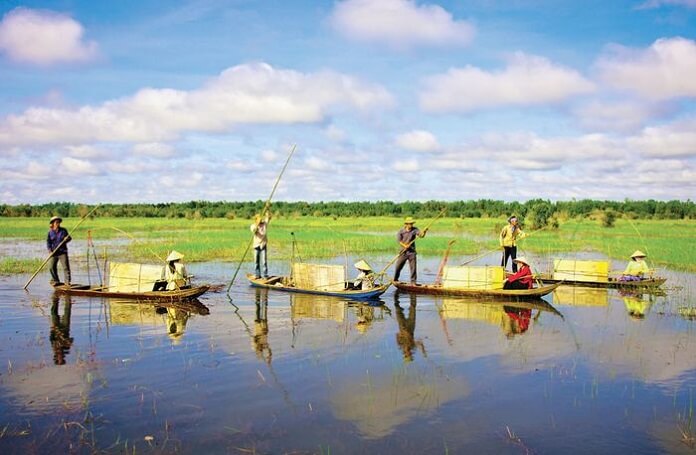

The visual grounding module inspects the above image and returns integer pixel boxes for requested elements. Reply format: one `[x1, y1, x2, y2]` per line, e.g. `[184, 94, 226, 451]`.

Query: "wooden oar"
[23, 204, 101, 290]
[377, 207, 448, 277]
[227, 144, 297, 294]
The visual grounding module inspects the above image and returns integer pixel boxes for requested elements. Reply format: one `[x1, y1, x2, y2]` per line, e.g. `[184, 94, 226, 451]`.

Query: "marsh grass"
[0, 217, 693, 271]
[0, 257, 42, 274]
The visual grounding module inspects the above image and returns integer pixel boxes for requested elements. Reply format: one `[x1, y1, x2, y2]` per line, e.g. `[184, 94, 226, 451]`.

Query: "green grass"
[0, 216, 694, 272]
[0, 257, 42, 275]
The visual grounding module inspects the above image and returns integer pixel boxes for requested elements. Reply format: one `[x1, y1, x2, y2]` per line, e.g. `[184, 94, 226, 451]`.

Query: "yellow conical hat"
[166, 250, 184, 262]
[631, 250, 647, 259]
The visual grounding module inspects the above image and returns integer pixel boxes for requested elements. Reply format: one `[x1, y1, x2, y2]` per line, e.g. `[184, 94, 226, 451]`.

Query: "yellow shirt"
[500, 224, 526, 247]
[623, 260, 650, 276]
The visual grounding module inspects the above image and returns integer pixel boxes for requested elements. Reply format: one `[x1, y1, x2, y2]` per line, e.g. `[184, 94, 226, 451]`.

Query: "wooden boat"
[392, 280, 561, 301]
[247, 274, 388, 300]
[536, 275, 666, 289]
[52, 283, 210, 301]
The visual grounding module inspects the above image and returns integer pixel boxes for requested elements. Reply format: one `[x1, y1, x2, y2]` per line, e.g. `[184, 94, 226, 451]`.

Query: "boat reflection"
[553, 286, 609, 307]
[290, 293, 347, 322]
[393, 292, 427, 362]
[350, 301, 390, 334]
[106, 298, 209, 343]
[50, 293, 74, 365]
[620, 289, 655, 320]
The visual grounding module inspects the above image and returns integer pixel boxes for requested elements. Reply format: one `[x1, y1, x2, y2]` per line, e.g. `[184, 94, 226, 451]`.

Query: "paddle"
[24, 204, 101, 290]
[227, 144, 297, 295]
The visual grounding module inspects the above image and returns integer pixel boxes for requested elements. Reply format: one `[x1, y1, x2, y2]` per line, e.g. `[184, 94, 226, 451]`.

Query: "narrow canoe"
[537, 275, 666, 289]
[247, 274, 389, 300]
[52, 283, 210, 301]
[392, 281, 561, 300]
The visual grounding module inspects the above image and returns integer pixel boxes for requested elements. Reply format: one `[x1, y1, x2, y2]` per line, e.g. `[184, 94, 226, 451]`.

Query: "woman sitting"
[352, 260, 376, 290]
[619, 250, 650, 281]
[503, 257, 534, 290]
[165, 250, 190, 290]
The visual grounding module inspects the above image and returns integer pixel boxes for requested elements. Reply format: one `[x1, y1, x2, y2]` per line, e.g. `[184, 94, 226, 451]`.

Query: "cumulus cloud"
[636, 0, 696, 8]
[329, 0, 475, 49]
[64, 144, 109, 159]
[325, 124, 347, 142]
[420, 53, 594, 113]
[628, 117, 696, 158]
[395, 129, 440, 152]
[60, 157, 100, 175]
[132, 142, 175, 157]
[0, 62, 393, 146]
[596, 37, 696, 100]
[393, 158, 420, 172]
[0, 7, 98, 65]
[572, 99, 671, 132]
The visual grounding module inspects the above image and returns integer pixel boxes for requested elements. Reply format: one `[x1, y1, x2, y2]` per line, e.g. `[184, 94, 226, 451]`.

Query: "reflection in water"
[351, 301, 389, 334]
[620, 289, 654, 320]
[553, 286, 609, 306]
[290, 293, 346, 322]
[501, 306, 532, 338]
[253, 288, 272, 364]
[393, 292, 426, 362]
[50, 293, 74, 365]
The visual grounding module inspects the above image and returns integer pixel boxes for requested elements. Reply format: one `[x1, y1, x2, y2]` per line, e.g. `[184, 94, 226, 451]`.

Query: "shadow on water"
[0, 257, 695, 453]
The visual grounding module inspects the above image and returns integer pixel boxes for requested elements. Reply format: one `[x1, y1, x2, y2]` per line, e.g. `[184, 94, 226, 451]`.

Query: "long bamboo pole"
[24, 204, 101, 289]
[378, 207, 448, 277]
[227, 144, 297, 294]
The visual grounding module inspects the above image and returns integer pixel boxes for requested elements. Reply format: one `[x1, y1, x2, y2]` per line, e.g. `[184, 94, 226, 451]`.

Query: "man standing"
[47, 216, 71, 286]
[500, 215, 525, 272]
[250, 211, 271, 279]
[393, 217, 428, 284]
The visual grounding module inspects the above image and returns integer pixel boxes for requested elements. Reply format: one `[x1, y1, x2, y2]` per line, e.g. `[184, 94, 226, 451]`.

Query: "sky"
[0, 0, 695, 204]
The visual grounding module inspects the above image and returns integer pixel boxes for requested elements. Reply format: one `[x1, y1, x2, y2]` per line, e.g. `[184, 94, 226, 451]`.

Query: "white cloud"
[261, 149, 280, 162]
[226, 160, 254, 172]
[395, 130, 440, 152]
[0, 8, 98, 65]
[637, 0, 696, 9]
[305, 156, 332, 171]
[325, 124, 346, 142]
[329, 0, 475, 49]
[64, 144, 109, 159]
[628, 117, 696, 157]
[393, 158, 420, 172]
[60, 157, 100, 175]
[572, 99, 671, 132]
[420, 53, 594, 113]
[132, 142, 175, 157]
[0, 62, 393, 146]
[160, 172, 203, 188]
[596, 37, 696, 100]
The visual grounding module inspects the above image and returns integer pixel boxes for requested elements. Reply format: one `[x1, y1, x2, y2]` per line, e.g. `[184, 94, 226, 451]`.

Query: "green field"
[1, 216, 694, 273]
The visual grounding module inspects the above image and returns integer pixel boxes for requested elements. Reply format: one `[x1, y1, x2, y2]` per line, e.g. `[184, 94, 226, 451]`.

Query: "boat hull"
[53, 284, 210, 301]
[247, 274, 388, 300]
[392, 281, 561, 300]
[537, 276, 666, 289]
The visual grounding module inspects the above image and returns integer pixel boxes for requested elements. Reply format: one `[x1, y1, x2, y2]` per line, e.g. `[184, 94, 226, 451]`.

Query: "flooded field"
[0, 255, 695, 454]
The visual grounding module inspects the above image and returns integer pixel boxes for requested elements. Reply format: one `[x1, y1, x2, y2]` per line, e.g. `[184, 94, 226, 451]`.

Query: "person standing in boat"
[503, 257, 534, 290]
[47, 216, 72, 286]
[165, 250, 190, 290]
[500, 215, 526, 272]
[619, 250, 651, 281]
[394, 217, 428, 284]
[250, 210, 271, 279]
[352, 260, 376, 290]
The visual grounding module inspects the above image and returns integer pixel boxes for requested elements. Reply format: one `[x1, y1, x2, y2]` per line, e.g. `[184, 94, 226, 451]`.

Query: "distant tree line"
[1, 199, 694, 222]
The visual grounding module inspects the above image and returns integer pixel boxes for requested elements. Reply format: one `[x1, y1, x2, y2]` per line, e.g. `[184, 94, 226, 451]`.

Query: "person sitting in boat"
[165, 250, 190, 290]
[503, 257, 534, 290]
[619, 250, 650, 281]
[352, 260, 376, 290]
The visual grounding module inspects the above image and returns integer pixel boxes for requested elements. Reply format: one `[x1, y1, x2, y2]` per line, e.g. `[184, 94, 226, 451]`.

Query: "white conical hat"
[631, 250, 647, 258]
[354, 260, 372, 271]
[166, 250, 184, 262]
[513, 256, 530, 266]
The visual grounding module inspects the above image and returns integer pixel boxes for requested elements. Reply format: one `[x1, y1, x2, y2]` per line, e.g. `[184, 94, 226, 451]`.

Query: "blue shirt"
[47, 227, 71, 255]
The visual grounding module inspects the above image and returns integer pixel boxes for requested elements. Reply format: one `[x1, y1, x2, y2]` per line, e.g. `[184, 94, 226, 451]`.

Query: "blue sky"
[1, 0, 695, 204]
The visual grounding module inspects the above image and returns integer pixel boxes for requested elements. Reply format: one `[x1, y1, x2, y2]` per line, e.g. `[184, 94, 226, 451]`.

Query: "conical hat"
[354, 260, 372, 271]
[631, 250, 647, 258]
[166, 250, 184, 262]
[513, 256, 530, 266]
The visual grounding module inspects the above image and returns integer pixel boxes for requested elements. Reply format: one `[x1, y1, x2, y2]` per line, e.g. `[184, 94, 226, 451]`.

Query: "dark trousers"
[501, 246, 518, 272]
[394, 251, 417, 283]
[254, 246, 268, 278]
[503, 280, 527, 290]
[49, 253, 71, 284]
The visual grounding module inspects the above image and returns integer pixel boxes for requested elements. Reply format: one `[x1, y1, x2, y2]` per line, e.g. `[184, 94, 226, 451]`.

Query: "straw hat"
[630, 250, 647, 259]
[49, 216, 62, 224]
[166, 250, 184, 262]
[508, 215, 517, 222]
[354, 260, 372, 271]
[513, 256, 530, 266]
[404, 217, 416, 224]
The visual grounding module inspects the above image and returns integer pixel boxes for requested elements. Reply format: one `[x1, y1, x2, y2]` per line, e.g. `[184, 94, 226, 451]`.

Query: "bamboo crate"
[291, 263, 346, 292]
[108, 262, 164, 292]
[441, 265, 505, 290]
[553, 259, 609, 282]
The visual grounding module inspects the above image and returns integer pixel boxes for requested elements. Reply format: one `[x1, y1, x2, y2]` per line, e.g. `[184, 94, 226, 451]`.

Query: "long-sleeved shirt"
[623, 260, 650, 277]
[506, 264, 534, 289]
[397, 227, 421, 252]
[500, 224, 525, 247]
[250, 215, 270, 249]
[47, 227, 71, 255]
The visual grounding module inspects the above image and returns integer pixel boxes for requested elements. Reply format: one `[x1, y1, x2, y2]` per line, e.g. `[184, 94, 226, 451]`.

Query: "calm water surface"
[0, 256, 694, 454]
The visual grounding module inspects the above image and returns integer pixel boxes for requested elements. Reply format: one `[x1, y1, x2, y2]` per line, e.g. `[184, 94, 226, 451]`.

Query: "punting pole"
[227, 144, 297, 295]
[23, 204, 101, 290]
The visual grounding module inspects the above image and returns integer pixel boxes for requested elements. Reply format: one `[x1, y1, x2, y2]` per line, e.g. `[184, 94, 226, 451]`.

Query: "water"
[0, 256, 694, 454]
